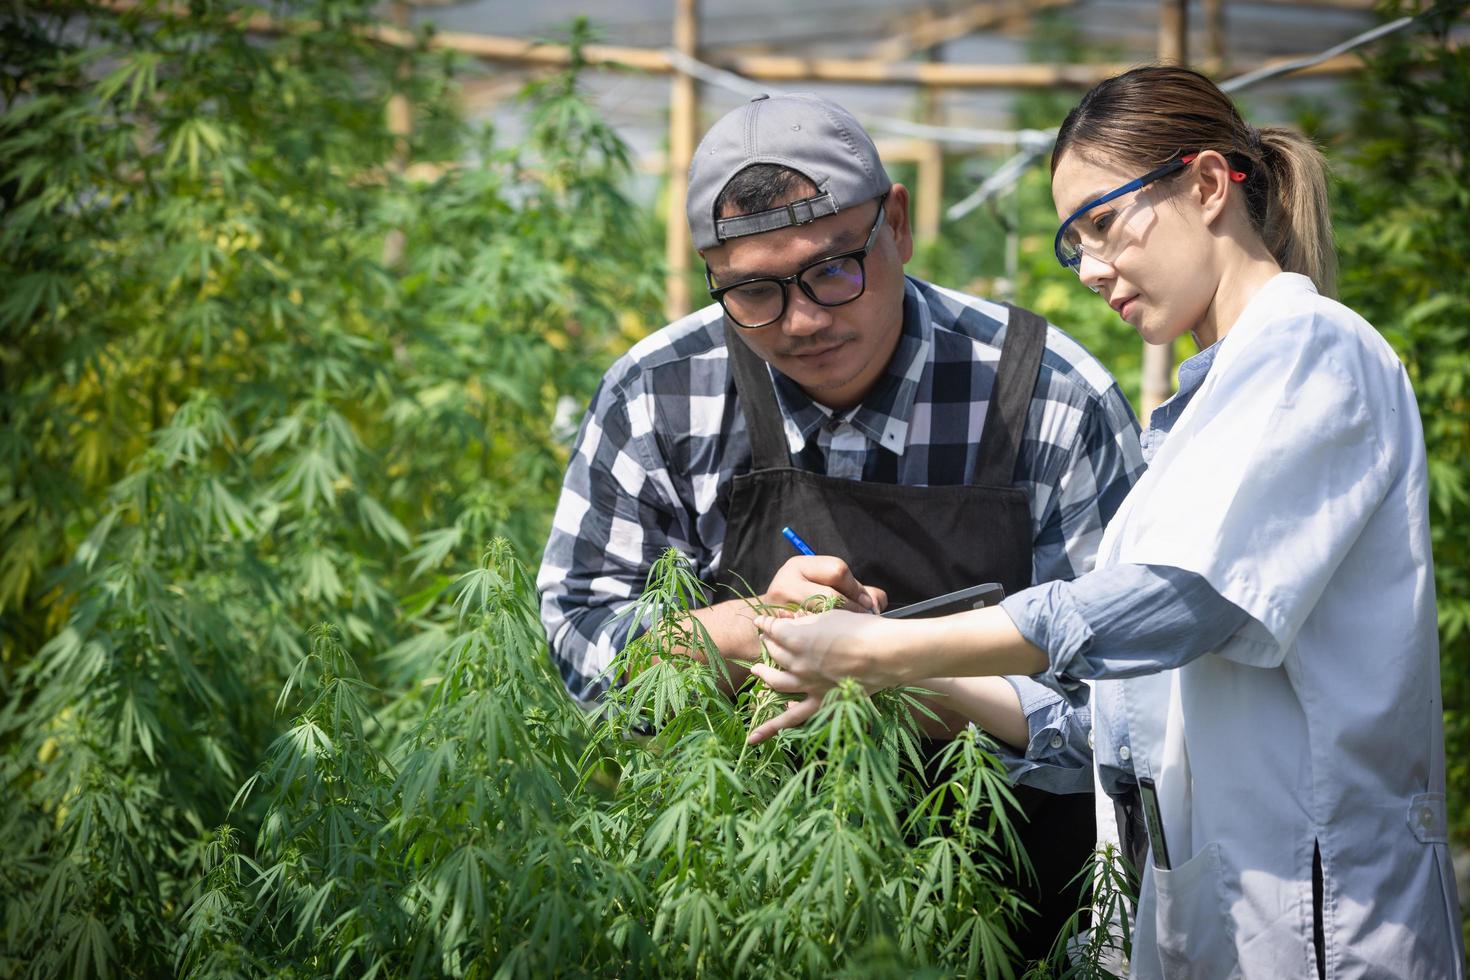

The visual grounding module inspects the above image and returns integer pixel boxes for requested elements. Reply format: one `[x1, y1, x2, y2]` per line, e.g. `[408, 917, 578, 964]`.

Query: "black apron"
[716, 308, 1094, 965]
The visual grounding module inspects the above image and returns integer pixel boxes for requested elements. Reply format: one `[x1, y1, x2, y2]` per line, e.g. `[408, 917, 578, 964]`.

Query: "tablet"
[880, 582, 1005, 619]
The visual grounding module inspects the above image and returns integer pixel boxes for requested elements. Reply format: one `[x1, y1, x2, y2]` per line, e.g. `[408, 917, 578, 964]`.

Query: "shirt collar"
[769, 278, 931, 455]
[1175, 340, 1220, 399]
[1142, 339, 1222, 461]
[1151, 274, 1301, 429]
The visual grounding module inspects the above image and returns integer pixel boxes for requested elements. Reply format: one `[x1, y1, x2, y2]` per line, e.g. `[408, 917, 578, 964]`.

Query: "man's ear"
[1192, 150, 1236, 229]
[886, 183, 915, 264]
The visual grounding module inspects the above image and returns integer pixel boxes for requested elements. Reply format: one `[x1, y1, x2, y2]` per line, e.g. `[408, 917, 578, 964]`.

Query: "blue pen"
[781, 526, 817, 556]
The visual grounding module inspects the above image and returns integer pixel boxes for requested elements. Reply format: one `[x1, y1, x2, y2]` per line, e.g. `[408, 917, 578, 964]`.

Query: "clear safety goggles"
[1054, 153, 1200, 273]
[1054, 152, 1252, 274]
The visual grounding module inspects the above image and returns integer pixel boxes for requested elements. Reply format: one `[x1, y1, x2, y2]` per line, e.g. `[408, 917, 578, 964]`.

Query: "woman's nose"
[1077, 250, 1114, 293]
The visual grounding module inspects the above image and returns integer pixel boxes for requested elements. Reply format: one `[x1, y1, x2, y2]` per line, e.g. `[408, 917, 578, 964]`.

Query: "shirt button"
[1420, 806, 1435, 826]
[1049, 734, 1064, 750]
[1087, 729, 1095, 749]
[1119, 745, 1132, 762]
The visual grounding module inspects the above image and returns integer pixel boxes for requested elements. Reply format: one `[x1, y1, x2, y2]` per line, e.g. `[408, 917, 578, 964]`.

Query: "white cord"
[1219, 15, 1417, 93]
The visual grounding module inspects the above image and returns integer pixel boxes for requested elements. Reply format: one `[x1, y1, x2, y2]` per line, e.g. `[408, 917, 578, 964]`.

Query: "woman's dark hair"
[1052, 65, 1337, 297]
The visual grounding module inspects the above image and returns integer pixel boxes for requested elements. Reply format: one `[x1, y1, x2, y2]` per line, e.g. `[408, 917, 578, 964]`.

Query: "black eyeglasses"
[706, 194, 888, 329]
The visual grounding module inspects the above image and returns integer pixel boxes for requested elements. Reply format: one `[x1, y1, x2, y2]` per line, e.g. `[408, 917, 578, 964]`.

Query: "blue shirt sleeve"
[986, 676, 1094, 794]
[1001, 563, 1255, 706]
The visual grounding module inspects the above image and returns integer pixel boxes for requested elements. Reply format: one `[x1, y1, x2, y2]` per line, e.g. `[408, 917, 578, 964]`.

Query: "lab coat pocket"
[1152, 841, 1238, 979]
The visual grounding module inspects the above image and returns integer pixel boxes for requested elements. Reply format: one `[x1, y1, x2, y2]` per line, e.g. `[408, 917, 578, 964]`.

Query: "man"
[538, 93, 1143, 960]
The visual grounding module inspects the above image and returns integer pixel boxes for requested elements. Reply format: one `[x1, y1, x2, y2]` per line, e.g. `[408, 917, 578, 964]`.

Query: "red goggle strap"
[1182, 151, 1248, 183]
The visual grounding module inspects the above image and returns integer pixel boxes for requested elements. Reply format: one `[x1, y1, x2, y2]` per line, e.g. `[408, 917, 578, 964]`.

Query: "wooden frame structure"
[401, 0, 1396, 414]
[94, 0, 1430, 413]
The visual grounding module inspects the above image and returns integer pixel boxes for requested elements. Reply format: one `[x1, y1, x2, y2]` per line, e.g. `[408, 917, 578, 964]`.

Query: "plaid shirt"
[539, 276, 1145, 709]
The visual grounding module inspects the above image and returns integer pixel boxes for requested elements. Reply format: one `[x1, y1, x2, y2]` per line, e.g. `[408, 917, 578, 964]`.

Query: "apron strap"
[725, 321, 792, 471]
[972, 304, 1047, 487]
[727, 304, 1047, 482]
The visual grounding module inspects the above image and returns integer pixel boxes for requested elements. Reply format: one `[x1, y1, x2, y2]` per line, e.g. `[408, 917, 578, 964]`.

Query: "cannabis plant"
[0, 3, 658, 974]
[190, 544, 1083, 977]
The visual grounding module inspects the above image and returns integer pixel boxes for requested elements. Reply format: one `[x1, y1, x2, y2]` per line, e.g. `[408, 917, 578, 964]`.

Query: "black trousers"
[917, 739, 1096, 965]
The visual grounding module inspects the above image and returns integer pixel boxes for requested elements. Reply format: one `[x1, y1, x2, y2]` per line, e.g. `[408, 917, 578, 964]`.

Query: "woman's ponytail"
[1256, 127, 1338, 299]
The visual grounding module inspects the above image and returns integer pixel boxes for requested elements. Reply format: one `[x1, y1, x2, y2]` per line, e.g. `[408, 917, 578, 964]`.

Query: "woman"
[745, 66, 1464, 979]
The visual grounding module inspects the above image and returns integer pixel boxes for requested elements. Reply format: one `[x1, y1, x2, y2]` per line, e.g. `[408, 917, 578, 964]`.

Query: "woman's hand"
[746, 610, 914, 745]
[743, 605, 1049, 745]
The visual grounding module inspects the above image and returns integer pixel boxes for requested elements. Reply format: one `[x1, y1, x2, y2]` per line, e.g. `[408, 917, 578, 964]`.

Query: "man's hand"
[759, 555, 887, 615]
[684, 555, 885, 696]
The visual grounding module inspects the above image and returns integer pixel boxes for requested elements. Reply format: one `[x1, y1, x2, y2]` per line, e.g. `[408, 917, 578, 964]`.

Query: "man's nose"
[780, 283, 834, 336]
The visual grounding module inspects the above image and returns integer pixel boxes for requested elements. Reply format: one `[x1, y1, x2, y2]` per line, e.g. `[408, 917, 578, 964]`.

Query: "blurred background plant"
[1325, 1, 1470, 854]
[0, 0, 657, 973]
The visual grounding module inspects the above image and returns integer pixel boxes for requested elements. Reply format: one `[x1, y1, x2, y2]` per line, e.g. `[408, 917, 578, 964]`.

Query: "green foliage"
[1023, 843, 1133, 980]
[183, 544, 1111, 977]
[6, 0, 1462, 974]
[906, 9, 1142, 407]
[0, 2, 658, 974]
[1323, 1, 1470, 846]
[4, 4, 1104, 973]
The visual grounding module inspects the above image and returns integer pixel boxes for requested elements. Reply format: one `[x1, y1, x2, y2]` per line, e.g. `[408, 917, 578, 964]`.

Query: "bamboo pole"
[372, 29, 1384, 89]
[382, 0, 412, 268]
[1142, 0, 1188, 420]
[707, 56, 1131, 88]
[386, 1, 412, 159]
[913, 20, 944, 246]
[407, 40, 1371, 87]
[1158, 0, 1188, 66]
[665, 0, 698, 321]
[914, 138, 945, 245]
[885, 0, 935, 64]
[1204, 0, 1227, 73]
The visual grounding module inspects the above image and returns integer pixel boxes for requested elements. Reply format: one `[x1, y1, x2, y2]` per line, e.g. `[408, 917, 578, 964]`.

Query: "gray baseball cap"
[686, 93, 892, 251]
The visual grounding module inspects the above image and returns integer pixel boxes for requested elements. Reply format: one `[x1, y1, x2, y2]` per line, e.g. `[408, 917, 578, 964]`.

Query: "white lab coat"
[1091, 274, 1463, 978]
